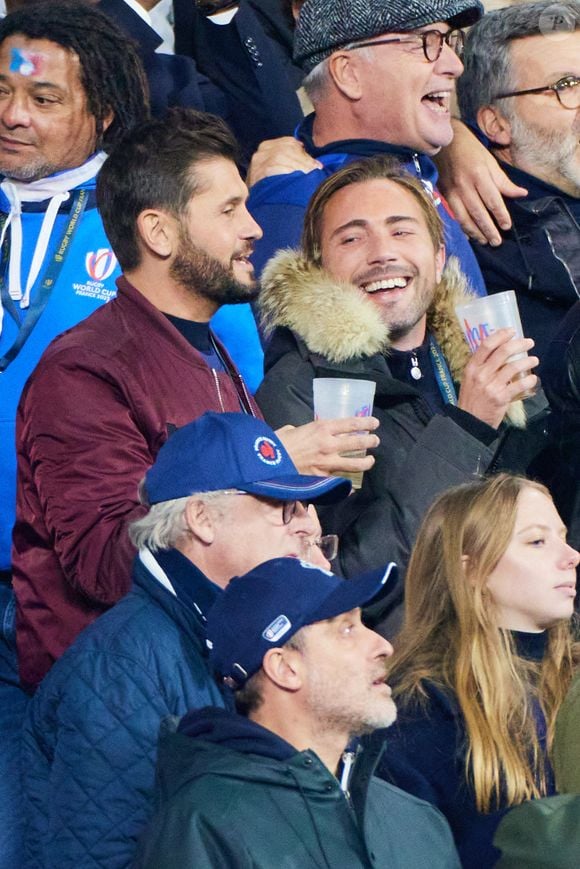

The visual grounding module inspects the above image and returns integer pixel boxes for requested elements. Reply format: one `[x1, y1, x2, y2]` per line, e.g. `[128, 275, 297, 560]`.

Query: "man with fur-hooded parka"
[256, 251, 549, 591]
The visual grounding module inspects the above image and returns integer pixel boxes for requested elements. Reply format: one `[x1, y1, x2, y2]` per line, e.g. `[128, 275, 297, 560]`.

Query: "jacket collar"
[259, 248, 470, 366]
[258, 248, 526, 427]
[499, 159, 580, 206]
[297, 114, 439, 188]
[115, 276, 256, 415]
[132, 548, 221, 651]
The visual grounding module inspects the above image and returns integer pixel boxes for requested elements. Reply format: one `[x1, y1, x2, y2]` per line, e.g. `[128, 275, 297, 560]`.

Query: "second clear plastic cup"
[455, 290, 533, 397]
[313, 378, 376, 490]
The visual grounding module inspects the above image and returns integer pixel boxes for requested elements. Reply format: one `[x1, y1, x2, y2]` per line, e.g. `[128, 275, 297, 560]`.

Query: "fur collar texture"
[259, 249, 526, 428]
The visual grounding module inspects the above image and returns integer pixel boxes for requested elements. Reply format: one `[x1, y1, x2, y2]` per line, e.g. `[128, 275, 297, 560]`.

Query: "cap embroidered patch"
[254, 436, 282, 466]
[143, 412, 350, 505]
[262, 614, 292, 642]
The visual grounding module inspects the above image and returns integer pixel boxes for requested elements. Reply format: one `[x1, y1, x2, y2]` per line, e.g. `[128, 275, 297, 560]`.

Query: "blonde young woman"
[374, 474, 579, 869]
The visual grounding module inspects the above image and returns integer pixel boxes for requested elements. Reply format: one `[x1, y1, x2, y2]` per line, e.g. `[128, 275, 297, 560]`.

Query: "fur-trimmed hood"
[259, 249, 526, 428]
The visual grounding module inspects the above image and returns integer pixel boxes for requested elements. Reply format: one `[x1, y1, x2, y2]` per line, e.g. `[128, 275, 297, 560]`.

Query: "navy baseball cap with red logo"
[143, 412, 352, 505]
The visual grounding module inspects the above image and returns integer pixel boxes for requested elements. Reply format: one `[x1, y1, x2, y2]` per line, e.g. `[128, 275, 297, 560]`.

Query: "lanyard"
[429, 336, 458, 406]
[0, 189, 88, 372]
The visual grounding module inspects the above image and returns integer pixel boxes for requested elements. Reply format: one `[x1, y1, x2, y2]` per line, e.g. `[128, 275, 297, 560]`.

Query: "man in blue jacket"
[135, 556, 460, 868]
[0, 5, 148, 866]
[22, 412, 350, 869]
[248, 0, 486, 290]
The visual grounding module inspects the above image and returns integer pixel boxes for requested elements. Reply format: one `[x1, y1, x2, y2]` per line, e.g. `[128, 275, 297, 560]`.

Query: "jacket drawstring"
[0, 151, 107, 334]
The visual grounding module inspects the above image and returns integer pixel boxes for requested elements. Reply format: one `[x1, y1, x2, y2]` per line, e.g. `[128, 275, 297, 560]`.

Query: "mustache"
[372, 661, 390, 682]
[232, 244, 255, 260]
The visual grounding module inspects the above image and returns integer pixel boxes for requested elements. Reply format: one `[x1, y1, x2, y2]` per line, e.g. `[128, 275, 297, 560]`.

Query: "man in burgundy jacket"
[12, 108, 377, 690]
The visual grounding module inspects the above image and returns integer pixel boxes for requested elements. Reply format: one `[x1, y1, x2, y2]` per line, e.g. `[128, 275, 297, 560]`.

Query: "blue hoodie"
[0, 158, 120, 570]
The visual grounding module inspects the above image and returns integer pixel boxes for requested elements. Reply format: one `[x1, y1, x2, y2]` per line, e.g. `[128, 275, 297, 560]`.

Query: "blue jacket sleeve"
[22, 651, 175, 869]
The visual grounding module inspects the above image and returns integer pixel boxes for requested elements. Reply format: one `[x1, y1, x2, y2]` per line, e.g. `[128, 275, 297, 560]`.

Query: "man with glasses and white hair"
[248, 0, 486, 297]
[22, 412, 350, 869]
[457, 0, 580, 359]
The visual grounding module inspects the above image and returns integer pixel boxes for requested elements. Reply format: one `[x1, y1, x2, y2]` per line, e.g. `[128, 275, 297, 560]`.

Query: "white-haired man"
[22, 412, 350, 869]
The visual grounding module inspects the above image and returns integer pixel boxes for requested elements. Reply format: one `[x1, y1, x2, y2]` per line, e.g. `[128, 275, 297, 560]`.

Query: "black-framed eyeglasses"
[494, 75, 580, 110]
[225, 491, 306, 525]
[280, 500, 306, 526]
[345, 28, 465, 63]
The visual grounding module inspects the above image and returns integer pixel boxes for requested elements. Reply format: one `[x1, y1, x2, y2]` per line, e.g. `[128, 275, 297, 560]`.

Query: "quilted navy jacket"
[21, 549, 226, 869]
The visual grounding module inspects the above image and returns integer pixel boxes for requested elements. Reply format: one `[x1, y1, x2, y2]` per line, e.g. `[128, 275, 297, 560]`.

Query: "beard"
[169, 228, 259, 306]
[508, 110, 580, 196]
[0, 155, 61, 183]
[305, 667, 398, 741]
[354, 264, 437, 346]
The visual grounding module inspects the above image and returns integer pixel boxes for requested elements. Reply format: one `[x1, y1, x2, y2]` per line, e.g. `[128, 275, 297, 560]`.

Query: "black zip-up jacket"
[471, 163, 580, 362]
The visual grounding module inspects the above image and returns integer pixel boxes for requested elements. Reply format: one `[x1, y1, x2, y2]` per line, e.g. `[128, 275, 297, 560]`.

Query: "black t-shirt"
[165, 313, 226, 371]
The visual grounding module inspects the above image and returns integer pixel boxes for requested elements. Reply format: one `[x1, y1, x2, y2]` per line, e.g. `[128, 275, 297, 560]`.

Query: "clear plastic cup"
[313, 378, 376, 489]
[455, 291, 534, 397]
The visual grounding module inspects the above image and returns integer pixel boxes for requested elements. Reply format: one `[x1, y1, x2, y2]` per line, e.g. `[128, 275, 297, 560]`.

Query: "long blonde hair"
[389, 474, 577, 812]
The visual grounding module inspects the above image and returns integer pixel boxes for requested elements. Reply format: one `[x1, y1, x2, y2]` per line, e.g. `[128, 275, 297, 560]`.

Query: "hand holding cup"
[313, 378, 377, 489]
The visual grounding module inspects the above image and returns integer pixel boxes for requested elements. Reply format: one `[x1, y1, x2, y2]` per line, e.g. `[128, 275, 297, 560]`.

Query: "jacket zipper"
[210, 368, 226, 412]
[339, 749, 356, 802]
[210, 335, 256, 416]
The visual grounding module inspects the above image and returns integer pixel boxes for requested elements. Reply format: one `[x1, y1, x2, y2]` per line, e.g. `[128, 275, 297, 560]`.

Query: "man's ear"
[476, 105, 512, 147]
[261, 647, 303, 693]
[183, 498, 217, 545]
[328, 51, 364, 101]
[135, 209, 176, 259]
[101, 108, 115, 137]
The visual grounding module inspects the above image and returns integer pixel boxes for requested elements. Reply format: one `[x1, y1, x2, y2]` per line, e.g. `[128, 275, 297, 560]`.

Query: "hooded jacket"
[255, 250, 542, 582]
[494, 794, 580, 869]
[553, 670, 580, 794]
[134, 706, 460, 869]
[0, 154, 120, 571]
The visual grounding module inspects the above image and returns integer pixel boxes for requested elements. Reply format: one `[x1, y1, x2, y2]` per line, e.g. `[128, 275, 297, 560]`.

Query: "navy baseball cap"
[143, 412, 351, 505]
[207, 557, 398, 688]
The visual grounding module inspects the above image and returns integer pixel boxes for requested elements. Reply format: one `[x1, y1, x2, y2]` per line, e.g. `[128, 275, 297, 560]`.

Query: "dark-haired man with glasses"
[247, 0, 487, 299]
[21, 411, 352, 869]
[457, 0, 580, 359]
